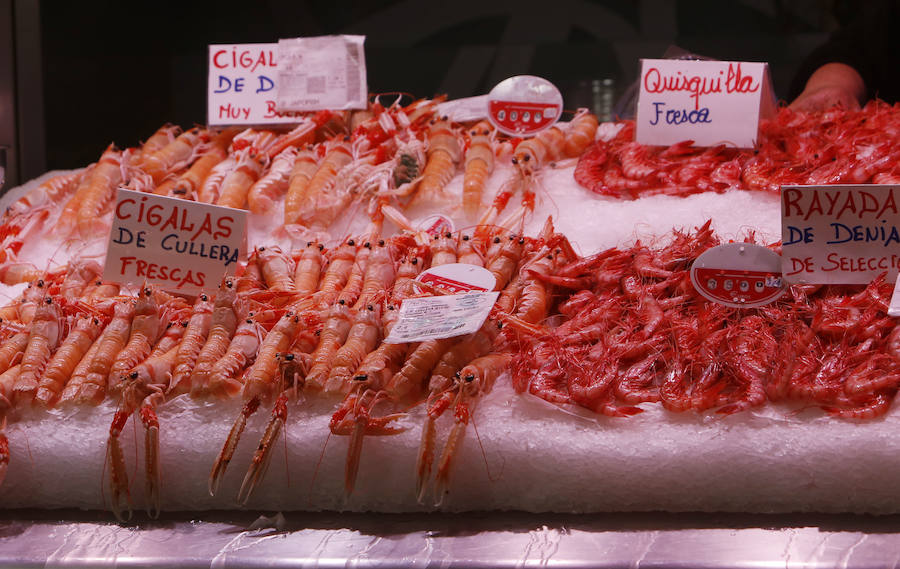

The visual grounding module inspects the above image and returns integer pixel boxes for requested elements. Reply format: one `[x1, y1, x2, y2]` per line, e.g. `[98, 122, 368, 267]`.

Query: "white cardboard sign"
[635, 59, 774, 148]
[384, 291, 499, 344]
[207, 43, 303, 126]
[782, 185, 900, 284]
[275, 35, 367, 112]
[103, 189, 247, 294]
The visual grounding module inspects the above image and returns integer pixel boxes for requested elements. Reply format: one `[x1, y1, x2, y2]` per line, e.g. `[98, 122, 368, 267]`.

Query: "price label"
[414, 263, 496, 295]
[487, 75, 562, 136]
[208, 43, 304, 126]
[782, 185, 900, 284]
[102, 189, 246, 295]
[635, 59, 775, 148]
[275, 35, 367, 112]
[384, 291, 499, 343]
[690, 243, 784, 308]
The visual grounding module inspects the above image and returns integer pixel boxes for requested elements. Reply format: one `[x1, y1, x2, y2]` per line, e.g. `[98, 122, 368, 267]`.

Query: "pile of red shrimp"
[574, 100, 900, 198]
[508, 221, 900, 419]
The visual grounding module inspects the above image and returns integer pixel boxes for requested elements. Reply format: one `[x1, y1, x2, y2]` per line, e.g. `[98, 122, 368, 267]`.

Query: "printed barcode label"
[275, 35, 367, 111]
[384, 291, 499, 343]
[307, 76, 326, 94]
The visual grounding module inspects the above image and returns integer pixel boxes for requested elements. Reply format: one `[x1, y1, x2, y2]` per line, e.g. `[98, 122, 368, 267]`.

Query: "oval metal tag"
[690, 243, 785, 308]
[416, 214, 454, 238]
[414, 263, 496, 295]
[487, 75, 563, 137]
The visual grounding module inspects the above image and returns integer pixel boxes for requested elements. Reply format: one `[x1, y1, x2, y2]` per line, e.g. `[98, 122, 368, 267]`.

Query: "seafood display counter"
[3, 102, 900, 567]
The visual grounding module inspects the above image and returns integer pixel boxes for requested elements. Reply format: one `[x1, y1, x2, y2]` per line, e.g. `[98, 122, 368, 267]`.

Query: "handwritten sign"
[208, 43, 304, 126]
[275, 35, 367, 112]
[782, 185, 900, 284]
[103, 189, 247, 294]
[636, 59, 774, 148]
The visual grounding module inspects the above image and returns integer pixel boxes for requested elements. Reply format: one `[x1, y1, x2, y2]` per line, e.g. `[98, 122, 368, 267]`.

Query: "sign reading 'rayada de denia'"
[103, 189, 246, 294]
[781, 185, 900, 284]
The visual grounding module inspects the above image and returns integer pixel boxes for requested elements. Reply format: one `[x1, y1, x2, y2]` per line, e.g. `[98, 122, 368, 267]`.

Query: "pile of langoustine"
[0, 96, 600, 266]
[509, 221, 900, 421]
[0, 208, 584, 520]
[574, 100, 900, 198]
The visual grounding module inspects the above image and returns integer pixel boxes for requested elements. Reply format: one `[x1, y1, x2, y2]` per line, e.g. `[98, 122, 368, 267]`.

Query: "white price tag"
[384, 291, 499, 343]
[275, 35, 367, 112]
[635, 58, 774, 148]
[103, 189, 246, 295]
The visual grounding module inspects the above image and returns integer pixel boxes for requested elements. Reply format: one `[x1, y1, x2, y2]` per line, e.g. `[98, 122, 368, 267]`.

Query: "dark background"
[33, 0, 843, 172]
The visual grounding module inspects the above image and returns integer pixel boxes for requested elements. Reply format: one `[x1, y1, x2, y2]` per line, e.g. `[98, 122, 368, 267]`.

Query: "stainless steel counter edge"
[2, 510, 900, 568]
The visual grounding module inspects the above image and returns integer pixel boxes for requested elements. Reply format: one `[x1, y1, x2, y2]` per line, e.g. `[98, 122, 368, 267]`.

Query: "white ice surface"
[3, 157, 893, 516]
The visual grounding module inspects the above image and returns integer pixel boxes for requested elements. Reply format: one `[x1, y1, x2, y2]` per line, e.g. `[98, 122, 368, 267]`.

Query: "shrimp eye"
[348, 239, 355, 246]
[378, 239, 385, 246]
[259, 246, 266, 251]
[470, 130, 476, 136]
[343, 135, 350, 141]
[367, 305, 374, 311]
[181, 321, 188, 327]
[287, 310, 294, 316]
[339, 299, 346, 305]
[493, 237, 501, 244]
[226, 280, 234, 288]
[433, 235, 439, 241]
[292, 316, 299, 322]
[388, 305, 395, 310]
[523, 154, 531, 162]
[246, 318, 252, 324]
[364, 242, 371, 248]
[354, 374, 368, 381]
[318, 244, 324, 251]
[129, 371, 139, 379]
[306, 241, 312, 247]
[37, 279, 44, 287]
[45, 297, 52, 304]
[546, 254, 553, 260]
[93, 318, 99, 324]
[96, 280, 102, 286]
[285, 353, 294, 361]
[511, 157, 518, 165]
[144, 288, 151, 296]
[519, 238, 525, 244]
[445, 232, 452, 238]
[200, 294, 208, 301]
[462, 234, 470, 241]
[166, 322, 173, 329]
[464, 374, 475, 382]
[411, 258, 418, 265]
[482, 129, 489, 135]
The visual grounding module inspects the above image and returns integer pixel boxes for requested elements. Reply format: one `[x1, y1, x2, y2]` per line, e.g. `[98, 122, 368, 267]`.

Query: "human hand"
[789, 62, 864, 112]
[790, 85, 861, 112]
